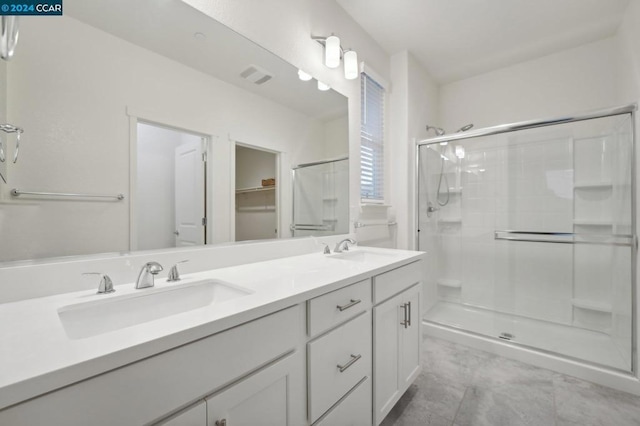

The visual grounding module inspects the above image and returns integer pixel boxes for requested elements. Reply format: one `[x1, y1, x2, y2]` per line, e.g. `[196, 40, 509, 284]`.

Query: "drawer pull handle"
[337, 354, 362, 372]
[337, 299, 362, 312]
[215, 420, 227, 426]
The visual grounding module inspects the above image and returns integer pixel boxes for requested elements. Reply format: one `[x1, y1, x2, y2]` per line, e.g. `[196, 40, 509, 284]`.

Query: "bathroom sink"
[328, 249, 397, 263]
[58, 280, 252, 339]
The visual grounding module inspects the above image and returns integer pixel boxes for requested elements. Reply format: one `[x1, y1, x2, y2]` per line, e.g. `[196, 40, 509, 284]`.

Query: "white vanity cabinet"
[372, 262, 422, 426]
[0, 305, 304, 426]
[0, 252, 426, 426]
[307, 279, 373, 425]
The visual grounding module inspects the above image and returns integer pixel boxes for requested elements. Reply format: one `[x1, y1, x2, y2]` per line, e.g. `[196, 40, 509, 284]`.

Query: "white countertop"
[0, 246, 425, 410]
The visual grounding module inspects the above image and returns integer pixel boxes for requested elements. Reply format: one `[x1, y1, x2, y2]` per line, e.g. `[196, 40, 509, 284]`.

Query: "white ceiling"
[336, 0, 631, 84]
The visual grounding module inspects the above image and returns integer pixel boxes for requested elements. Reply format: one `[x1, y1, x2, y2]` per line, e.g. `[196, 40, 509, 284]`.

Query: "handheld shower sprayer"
[456, 124, 474, 132]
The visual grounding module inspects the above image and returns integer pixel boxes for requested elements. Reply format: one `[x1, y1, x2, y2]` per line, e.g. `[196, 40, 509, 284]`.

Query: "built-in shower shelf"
[438, 217, 462, 224]
[573, 219, 613, 226]
[573, 181, 613, 189]
[571, 299, 612, 313]
[437, 279, 462, 288]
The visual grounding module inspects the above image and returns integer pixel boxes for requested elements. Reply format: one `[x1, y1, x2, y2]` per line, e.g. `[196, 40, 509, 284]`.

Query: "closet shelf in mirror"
[235, 186, 276, 194]
[573, 181, 613, 189]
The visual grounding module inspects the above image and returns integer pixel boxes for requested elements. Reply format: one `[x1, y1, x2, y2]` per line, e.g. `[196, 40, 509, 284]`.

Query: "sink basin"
[328, 249, 397, 263]
[58, 280, 251, 339]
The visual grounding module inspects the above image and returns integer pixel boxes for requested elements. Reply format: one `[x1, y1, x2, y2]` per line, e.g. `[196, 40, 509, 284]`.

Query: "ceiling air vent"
[240, 65, 273, 85]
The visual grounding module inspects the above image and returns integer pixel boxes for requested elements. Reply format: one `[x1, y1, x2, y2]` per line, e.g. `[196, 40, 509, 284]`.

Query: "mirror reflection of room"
[135, 122, 207, 250]
[0, 0, 349, 263]
[234, 145, 278, 241]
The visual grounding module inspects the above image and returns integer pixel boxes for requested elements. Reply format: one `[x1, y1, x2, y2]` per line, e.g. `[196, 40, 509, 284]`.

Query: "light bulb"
[325, 35, 341, 69]
[343, 50, 358, 80]
[317, 81, 330, 91]
[298, 69, 312, 81]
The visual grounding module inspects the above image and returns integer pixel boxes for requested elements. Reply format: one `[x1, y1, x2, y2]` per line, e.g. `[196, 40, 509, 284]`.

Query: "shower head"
[456, 124, 474, 132]
[426, 125, 445, 136]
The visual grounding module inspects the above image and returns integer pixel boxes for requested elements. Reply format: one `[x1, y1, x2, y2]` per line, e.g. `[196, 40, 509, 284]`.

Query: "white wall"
[0, 15, 331, 261]
[323, 115, 349, 159]
[440, 38, 619, 130]
[387, 51, 439, 251]
[615, 0, 640, 380]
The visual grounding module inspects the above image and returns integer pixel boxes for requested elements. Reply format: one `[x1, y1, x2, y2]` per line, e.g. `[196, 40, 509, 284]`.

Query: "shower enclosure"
[417, 105, 636, 373]
[291, 157, 349, 237]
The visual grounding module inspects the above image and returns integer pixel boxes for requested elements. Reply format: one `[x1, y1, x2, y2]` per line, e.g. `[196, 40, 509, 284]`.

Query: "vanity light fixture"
[298, 69, 312, 81]
[343, 49, 358, 80]
[312, 34, 359, 80]
[317, 81, 330, 91]
[324, 35, 341, 68]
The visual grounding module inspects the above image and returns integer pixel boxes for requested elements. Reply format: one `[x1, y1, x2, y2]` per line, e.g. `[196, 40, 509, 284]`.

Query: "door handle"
[407, 301, 411, 327]
[174, 230, 179, 236]
[400, 303, 409, 328]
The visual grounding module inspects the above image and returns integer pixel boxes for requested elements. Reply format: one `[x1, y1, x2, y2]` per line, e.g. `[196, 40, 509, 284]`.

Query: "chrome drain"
[499, 332, 515, 341]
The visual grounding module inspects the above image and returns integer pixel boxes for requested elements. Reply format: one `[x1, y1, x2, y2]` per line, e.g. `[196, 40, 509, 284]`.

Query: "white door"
[175, 140, 205, 246]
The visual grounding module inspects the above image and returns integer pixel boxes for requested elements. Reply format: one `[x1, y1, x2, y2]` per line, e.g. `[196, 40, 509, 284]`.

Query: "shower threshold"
[423, 301, 630, 372]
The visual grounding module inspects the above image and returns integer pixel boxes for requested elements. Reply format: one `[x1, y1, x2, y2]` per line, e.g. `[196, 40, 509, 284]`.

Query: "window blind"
[360, 73, 385, 201]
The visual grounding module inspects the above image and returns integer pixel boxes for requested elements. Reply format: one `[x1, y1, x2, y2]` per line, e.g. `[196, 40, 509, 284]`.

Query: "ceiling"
[336, 0, 631, 84]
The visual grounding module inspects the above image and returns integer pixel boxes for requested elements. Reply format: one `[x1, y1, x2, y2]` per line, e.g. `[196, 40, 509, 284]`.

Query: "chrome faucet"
[334, 238, 357, 253]
[136, 261, 163, 289]
[83, 272, 115, 294]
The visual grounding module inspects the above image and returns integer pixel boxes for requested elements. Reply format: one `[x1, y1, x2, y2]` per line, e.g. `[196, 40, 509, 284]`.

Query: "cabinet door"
[373, 284, 422, 426]
[206, 351, 304, 426]
[373, 291, 403, 425]
[399, 284, 421, 390]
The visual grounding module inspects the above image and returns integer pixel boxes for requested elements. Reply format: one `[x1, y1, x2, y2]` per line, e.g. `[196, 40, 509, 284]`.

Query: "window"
[360, 72, 385, 201]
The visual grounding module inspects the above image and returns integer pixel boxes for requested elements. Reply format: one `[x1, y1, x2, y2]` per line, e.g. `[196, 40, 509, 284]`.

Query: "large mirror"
[0, 0, 349, 263]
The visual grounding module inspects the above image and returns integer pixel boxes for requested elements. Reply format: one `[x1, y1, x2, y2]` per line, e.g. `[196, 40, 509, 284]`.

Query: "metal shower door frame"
[414, 103, 638, 374]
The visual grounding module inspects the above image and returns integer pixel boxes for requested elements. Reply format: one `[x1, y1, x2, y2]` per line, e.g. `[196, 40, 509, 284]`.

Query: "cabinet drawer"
[314, 377, 372, 426]
[308, 279, 371, 337]
[308, 311, 372, 423]
[373, 261, 422, 304]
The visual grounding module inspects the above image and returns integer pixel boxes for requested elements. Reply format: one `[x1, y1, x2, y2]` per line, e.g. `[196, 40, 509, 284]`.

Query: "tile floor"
[381, 334, 640, 426]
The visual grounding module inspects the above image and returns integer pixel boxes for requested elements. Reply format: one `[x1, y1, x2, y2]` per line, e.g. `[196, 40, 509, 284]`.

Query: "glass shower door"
[419, 112, 635, 372]
[291, 158, 349, 237]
